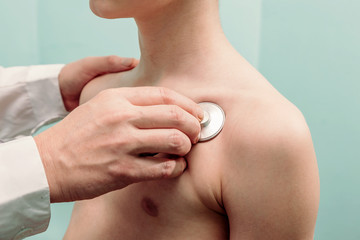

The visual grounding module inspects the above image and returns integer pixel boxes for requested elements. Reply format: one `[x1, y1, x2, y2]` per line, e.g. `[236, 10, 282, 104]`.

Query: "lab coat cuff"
[26, 65, 68, 126]
[0, 136, 50, 239]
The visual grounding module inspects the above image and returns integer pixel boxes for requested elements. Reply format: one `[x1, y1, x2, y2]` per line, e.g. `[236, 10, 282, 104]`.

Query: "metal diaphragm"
[198, 102, 225, 142]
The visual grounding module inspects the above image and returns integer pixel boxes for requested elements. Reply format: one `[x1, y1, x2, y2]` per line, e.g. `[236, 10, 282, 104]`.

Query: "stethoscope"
[198, 102, 225, 142]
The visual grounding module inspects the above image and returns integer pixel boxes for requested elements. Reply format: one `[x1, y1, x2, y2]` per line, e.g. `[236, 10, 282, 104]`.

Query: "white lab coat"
[0, 65, 68, 240]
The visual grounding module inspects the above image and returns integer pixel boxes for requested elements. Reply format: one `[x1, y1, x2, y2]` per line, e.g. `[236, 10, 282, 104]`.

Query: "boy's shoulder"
[79, 71, 134, 104]
[228, 87, 311, 155]
[219, 88, 319, 239]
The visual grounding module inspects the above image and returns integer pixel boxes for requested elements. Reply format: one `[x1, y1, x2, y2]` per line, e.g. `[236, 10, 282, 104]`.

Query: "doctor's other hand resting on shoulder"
[58, 55, 139, 112]
[0, 55, 202, 240]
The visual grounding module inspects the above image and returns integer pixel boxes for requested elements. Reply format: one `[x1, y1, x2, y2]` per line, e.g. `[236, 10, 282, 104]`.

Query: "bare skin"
[64, 0, 319, 239]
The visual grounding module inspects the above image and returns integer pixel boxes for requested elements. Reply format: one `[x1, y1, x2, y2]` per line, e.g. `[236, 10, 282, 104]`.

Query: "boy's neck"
[131, 0, 236, 85]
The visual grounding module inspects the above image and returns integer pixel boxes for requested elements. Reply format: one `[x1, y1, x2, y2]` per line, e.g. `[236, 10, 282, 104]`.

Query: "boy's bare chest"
[98, 135, 230, 239]
[67, 112, 233, 239]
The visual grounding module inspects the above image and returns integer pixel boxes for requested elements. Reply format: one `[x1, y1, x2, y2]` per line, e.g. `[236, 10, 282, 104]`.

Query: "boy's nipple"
[141, 197, 159, 217]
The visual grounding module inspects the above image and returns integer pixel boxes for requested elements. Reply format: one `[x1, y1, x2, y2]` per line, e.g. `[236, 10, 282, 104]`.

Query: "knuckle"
[160, 161, 176, 178]
[104, 88, 118, 96]
[120, 132, 139, 153]
[128, 108, 141, 123]
[158, 87, 174, 104]
[169, 105, 184, 123]
[106, 55, 119, 67]
[123, 167, 138, 182]
[96, 89, 107, 98]
[99, 109, 118, 124]
[99, 107, 136, 128]
[169, 131, 188, 155]
[109, 163, 134, 185]
[114, 108, 136, 122]
[95, 91, 135, 122]
[97, 88, 116, 100]
[114, 134, 132, 149]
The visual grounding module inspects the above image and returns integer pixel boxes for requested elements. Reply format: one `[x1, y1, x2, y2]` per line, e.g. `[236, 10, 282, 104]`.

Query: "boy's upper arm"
[222, 113, 319, 240]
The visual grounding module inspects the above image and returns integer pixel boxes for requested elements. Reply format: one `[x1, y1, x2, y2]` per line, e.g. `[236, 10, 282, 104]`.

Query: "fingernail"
[121, 58, 135, 67]
[180, 158, 188, 172]
[171, 158, 187, 177]
[194, 132, 201, 144]
[197, 106, 204, 121]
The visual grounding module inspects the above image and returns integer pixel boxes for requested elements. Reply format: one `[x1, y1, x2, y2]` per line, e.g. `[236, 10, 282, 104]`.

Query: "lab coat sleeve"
[0, 137, 50, 240]
[0, 65, 67, 239]
[0, 64, 68, 141]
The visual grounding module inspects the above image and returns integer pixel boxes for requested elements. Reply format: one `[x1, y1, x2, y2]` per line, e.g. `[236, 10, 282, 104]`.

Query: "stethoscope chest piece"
[198, 102, 225, 142]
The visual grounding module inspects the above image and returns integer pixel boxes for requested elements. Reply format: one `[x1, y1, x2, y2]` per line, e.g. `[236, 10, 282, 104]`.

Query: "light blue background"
[1, 0, 359, 239]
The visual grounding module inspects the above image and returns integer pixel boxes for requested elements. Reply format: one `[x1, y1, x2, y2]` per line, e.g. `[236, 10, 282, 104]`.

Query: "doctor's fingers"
[132, 105, 201, 144]
[116, 87, 204, 121]
[131, 128, 192, 157]
[80, 56, 138, 76]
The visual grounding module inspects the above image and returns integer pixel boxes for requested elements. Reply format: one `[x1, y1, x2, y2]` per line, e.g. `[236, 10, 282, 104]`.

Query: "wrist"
[34, 131, 63, 203]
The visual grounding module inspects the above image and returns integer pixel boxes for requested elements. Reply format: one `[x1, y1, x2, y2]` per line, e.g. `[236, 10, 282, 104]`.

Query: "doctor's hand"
[34, 87, 203, 203]
[59, 56, 138, 111]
